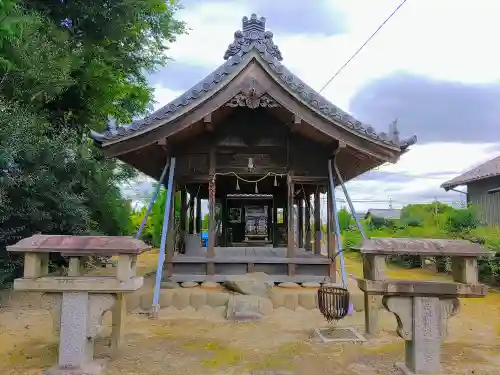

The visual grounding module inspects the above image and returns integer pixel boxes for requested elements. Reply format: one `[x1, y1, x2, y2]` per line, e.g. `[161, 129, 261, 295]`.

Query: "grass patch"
[5, 340, 57, 370]
[184, 340, 245, 370]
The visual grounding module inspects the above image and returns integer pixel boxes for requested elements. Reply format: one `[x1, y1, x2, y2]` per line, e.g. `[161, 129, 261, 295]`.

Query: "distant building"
[365, 208, 401, 221]
[353, 212, 367, 223]
[441, 155, 500, 226]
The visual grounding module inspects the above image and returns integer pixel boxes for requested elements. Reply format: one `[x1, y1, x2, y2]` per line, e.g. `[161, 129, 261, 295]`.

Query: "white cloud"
[379, 143, 500, 176]
[151, 84, 183, 110]
[167, 0, 500, 110]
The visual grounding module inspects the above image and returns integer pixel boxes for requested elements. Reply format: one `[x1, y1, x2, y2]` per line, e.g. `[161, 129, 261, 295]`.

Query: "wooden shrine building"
[91, 14, 416, 283]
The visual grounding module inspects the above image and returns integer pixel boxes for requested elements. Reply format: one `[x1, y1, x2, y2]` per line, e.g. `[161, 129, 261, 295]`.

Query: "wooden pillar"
[272, 195, 278, 247]
[207, 147, 216, 275]
[327, 186, 337, 281]
[165, 183, 176, 277]
[180, 188, 187, 252]
[314, 188, 321, 254]
[188, 194, 195, 234]
[304, 190, 311, 251]
[196, 197, 202, 234]
[287, 175, 295, 277]
[267, 199, 273, 243]
[221, 193, 228, 247]
[298, 198, 304, 249]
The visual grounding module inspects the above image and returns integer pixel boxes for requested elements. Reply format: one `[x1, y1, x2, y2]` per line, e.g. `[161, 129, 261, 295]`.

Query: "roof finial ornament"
[242, 14, 266, 33]
[223, 14, 283, 62]
[388, 118, 400, 144]
[106, 116, 117, 133]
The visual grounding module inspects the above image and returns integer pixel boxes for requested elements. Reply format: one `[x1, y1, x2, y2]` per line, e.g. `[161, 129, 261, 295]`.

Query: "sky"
[123, 0, 500, 217]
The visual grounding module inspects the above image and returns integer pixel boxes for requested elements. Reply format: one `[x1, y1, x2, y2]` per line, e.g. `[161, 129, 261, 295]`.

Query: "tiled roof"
[441, 155, 500, 190]
[91, 14, 417, 151]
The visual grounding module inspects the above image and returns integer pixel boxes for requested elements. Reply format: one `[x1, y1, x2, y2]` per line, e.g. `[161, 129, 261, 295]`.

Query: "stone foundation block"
[190, 291, 207, 310]
[44, 360, 106, 375]
[139, 292, 154, 311]
[258, 297, 274, 315]
[207, 291, 230, 307]
[283, 293, 299, 310]
[171, 290, 191, 309]
[159, 290, 173, 307]
[270, 291, 285, 308]
[298, 291, 317, 310]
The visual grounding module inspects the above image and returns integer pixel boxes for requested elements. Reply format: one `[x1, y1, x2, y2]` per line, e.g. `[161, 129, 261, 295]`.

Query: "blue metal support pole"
[152, 157, 176, 317]
[328, 158, 348, 288]
[332, 158, 367, 240]
[135, 159, 170, 240]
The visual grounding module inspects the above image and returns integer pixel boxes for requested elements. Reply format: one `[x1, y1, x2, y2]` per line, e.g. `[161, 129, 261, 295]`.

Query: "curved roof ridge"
[91, 14, 417, 151]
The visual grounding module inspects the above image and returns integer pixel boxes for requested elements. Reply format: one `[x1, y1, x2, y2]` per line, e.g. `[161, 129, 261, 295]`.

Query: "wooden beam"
[180, 189, 187, 252]
[298, 198, 304, 249]
[157, 137, 168, 147]
[290, 114, 302, 132]
[287, 174, 295, 276]
[314, 188, 321, 255]
[196, 196, 202, 234]
[204, 114, 213, 132]
[165, 183, 176, 278]
[327, 187, 336, 281]
[272, 194, 278, 247]
[304, 189, 312, 251]
[188, 194, 195, 234]
[207, 146, 216, 275]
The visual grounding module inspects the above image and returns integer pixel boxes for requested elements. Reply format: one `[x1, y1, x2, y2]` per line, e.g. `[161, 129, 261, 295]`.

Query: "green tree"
[20, 0, 186, 133]
[337, 207, 352, 232]
[0, 1, 185, 285]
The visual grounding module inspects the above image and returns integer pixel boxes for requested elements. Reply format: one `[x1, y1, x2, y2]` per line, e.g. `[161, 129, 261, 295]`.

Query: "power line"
[318, 0, 409, 93]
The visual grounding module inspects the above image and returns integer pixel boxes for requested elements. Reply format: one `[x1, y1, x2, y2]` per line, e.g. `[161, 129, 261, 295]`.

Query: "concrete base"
[396, 362, 442, 375]
[44, 360, 106, 375]
[314, 327, 366, 343]
[184, 234, 200, 255]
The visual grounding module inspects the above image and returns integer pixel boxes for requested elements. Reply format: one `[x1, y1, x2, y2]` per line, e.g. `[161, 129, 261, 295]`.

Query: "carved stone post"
[383, 296, 460, 374]
[363, 254, 386, 335]
[314, 188, 321, 254]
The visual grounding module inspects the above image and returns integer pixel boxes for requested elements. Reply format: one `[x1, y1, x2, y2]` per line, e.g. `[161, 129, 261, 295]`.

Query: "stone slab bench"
[356, 237, 490, 375]
[7, 234, 151, 375]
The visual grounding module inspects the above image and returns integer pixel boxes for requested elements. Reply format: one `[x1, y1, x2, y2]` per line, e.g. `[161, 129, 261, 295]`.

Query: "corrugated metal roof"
[441, 155, 500, 190]
[365, 208, 401, 220]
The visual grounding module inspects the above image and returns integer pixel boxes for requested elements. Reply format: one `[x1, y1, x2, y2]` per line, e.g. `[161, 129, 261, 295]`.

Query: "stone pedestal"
[362, 254, 385, 335]
[383, 296, 460, 374]
[185, 234, 201, 255]
[8, 235, 151, 375]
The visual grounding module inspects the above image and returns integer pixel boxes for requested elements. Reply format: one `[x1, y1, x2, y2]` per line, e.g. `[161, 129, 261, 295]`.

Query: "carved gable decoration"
[226, 93, 279, 109]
